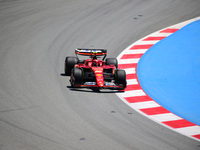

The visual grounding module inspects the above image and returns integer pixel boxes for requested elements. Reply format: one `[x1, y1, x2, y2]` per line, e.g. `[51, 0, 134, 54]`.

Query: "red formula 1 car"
[64, 48, 127, 90]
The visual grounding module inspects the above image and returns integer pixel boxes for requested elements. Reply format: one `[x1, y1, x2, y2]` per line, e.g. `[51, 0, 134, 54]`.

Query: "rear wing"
[75, 48, 107, 60]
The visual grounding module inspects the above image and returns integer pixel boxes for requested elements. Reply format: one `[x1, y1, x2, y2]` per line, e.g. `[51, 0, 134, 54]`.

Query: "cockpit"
[87, 61, 103, 67]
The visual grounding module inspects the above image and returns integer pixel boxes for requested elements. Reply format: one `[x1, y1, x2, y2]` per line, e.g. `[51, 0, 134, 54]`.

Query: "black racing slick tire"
[65, 57, 78, 76]
[115, 69, 126, 84]
[72, 68, 83, 83]
[115, 69, 127, 90]
[105, 58, 118, 68]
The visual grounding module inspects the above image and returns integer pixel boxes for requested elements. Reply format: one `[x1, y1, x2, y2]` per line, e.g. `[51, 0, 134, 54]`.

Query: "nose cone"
[93, 67, 104, 87]
[98, 81, 104, 87]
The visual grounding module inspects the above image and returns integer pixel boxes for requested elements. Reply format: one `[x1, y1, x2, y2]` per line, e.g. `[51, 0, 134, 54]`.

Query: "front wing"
[72, 81, 126, 90]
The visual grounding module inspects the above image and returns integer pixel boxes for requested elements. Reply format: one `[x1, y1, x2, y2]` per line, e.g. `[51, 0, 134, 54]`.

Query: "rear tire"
[65, 57, 78, 76]
[105, 58, 118, 68]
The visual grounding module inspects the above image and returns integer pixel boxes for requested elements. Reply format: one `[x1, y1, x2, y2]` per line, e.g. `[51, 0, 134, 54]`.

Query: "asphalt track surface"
[0, 0, 200, 150]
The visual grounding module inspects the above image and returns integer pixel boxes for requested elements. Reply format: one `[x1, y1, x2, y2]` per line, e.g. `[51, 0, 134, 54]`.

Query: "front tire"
[115, 69, 126, 89]
[73, 68, 83, 82]
[70, 68, 83, 87]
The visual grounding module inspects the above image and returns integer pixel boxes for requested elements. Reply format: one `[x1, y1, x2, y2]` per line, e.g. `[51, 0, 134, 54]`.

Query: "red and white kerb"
[116, 17, 200, 141]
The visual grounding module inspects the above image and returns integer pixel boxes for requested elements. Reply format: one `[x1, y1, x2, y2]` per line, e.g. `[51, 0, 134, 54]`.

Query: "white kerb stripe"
[124, 68, 136, 74]
[150, 32, 172, 37]
[149, 113, 182, 122]
[175, 126, 200, 136]
[119, 89, 146, 97]
[127, 79, 138, 85]
[123, 49, 147, 54]
[119, 58, 140, 64]
[129, 101, 160, 109]
[138, 40, 159, 45]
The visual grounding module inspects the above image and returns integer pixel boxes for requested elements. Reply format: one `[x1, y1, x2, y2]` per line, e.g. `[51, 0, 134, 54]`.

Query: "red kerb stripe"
[130, 44, 154, 50]
[140, 106, 170, 115]
[124, 95, 152, 103]
[124, 84, 142, 91]
[160, 28, 179, 33]
[192, 134, 200, 140]
[143, 36, 166, 41]
[126, 73, 137, 79]
[121, 54, 143, 59]
[162, 119, 196, 129]
[118, 63, 137, 69]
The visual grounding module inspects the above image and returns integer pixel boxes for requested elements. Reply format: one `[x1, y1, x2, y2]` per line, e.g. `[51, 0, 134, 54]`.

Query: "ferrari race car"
[64, 48, 127, 90]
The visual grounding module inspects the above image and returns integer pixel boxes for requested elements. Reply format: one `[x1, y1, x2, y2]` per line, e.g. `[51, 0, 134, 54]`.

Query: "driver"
[92, 55, 97, 60]
[92, 55, 97, 66]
